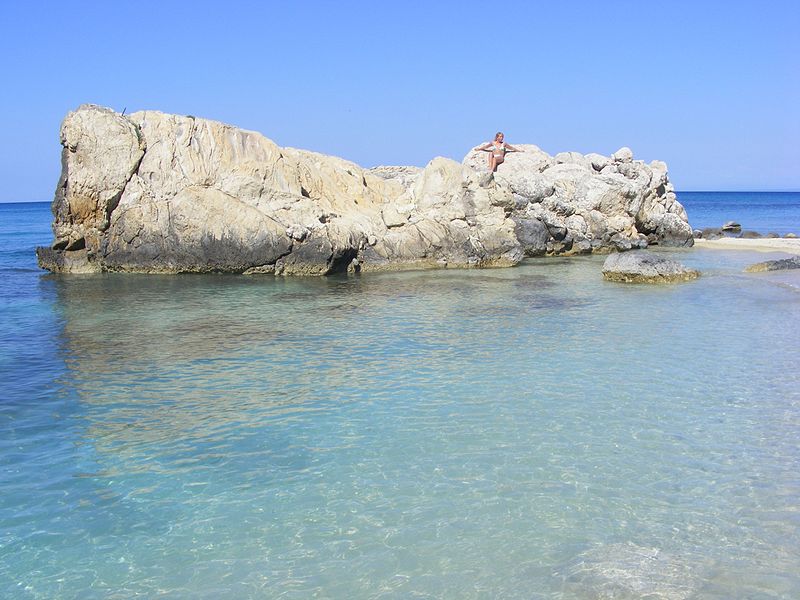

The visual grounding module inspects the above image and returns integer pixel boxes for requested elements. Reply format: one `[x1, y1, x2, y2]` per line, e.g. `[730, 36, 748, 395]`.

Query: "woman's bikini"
[492, 142, 506, 159]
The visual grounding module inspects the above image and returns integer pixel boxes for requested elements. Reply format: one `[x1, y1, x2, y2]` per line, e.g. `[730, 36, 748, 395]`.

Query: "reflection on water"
[2, 251, 800, 598]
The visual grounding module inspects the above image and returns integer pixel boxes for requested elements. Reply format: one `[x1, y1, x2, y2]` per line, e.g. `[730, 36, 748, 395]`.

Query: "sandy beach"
[693, 237, 800, 254]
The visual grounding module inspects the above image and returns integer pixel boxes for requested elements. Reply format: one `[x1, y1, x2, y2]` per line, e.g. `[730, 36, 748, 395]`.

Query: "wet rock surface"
[745, 256, 800, 272]
[602, 250, 700, 283]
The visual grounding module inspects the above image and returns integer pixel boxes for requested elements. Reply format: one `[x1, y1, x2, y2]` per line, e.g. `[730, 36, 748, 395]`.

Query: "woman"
[474, 132, 524, 172]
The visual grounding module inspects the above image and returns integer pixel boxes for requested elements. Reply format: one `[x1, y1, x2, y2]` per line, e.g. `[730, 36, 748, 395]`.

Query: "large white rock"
[38, 105, 693, 274]
[462, 143, 693, 256]
[51, 106, 145, 253]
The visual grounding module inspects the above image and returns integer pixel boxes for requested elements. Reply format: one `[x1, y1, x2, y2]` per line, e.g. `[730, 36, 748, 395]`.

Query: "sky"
[0, 0, 797, 202]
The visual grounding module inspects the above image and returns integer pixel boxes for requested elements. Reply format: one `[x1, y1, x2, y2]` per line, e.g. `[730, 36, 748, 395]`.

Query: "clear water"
[2, 202, 800, 599]
[679, 191, 800, 235]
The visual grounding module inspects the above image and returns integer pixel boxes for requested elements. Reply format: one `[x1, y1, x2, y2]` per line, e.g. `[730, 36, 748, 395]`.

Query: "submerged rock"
[744, 256, 800, 273]
[602, 250, 700, 283]
[38, 105, 694, 275]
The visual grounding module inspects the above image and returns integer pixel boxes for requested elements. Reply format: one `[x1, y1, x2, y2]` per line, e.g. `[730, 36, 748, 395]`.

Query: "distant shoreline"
[693, 237, 800, 255]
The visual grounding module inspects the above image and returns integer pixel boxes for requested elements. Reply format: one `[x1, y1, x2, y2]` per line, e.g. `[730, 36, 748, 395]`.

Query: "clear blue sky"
[1, 1, 797, 202]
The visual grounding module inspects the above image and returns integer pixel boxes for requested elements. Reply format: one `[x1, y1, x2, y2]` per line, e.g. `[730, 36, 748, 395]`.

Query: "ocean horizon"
[2, 197, 799, 598]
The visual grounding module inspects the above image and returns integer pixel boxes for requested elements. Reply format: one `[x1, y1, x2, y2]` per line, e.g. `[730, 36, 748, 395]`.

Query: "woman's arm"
[474, 142, 492, 151]
[504, 144, 524, 152]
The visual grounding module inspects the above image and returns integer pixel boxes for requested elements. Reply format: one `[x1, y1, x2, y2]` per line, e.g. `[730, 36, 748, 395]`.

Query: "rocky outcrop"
[462, 144, 693, 256]
[744, 256, 800, 273]
[602, 250, 700, 283]
[38, 105, 693, 275]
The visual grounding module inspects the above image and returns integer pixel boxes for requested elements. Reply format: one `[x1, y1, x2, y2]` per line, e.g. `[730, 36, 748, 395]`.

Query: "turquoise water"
[2, 202, 800, 598]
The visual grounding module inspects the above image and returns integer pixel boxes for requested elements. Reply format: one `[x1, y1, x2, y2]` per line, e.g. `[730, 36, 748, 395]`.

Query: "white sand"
[693, 237, 800, 255]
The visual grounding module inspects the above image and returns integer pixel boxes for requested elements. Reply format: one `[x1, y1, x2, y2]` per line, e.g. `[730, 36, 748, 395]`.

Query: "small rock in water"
[700, 227, 724, 240]
[767, 232, 780, 238]
[721, 221, 742, 232]
[347, 258, 361, 274]
[602, 250, 700, 283]
[739, 230, 762, 239]
[745, 256, 800, 273]
[692, 229, 703, 239]
[785, 232, 798, 239]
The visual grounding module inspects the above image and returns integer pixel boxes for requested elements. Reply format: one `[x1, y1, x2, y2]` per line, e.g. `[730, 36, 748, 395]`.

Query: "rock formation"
[744, 256, 800, 273]
[602, 250, 700, 283]
[38, 105, 693, 275]
[462, 143, 693, 256]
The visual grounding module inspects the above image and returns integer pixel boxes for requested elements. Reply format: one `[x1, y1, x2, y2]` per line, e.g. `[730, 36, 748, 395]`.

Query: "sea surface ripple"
[1, 203, 799, 598]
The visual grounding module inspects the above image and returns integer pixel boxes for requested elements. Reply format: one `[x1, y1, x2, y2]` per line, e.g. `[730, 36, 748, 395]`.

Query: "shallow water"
[1, 203, 800, 598]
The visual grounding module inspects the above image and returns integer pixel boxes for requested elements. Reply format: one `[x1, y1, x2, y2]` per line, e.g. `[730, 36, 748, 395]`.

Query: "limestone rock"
[514, 217, 550, 256]
[650, 212, 695, 247]
[585, 152, 610, 171]
[602, 250, 700, 283]
[744, 256, 800, 273]
[463, 144, 693, 254]
[612, 146, 634, 163]
[38, 105, 694, 275]
[722, 221, 741, 232]
[51, 105, 145, 254]
[700, 227, 724, 240]
[739, 230, 762, 239]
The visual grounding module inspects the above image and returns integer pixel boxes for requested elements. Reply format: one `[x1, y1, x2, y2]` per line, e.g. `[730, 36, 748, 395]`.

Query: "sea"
[679, 191, 800, 236]
[1, 192, 799, 599]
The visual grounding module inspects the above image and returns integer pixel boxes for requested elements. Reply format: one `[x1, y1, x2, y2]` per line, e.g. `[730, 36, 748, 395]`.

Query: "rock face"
[38, 105, 693, 274]
[463, 145, 693, 256]
[745, 256, 800, 273]
[602, 250, 700, 283]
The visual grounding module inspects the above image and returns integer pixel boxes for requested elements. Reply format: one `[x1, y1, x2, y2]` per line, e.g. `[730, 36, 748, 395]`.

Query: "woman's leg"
[487, 152, 494, 171]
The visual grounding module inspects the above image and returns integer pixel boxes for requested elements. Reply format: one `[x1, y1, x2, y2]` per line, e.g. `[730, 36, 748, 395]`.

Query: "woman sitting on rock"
[474, 132, 524, 172]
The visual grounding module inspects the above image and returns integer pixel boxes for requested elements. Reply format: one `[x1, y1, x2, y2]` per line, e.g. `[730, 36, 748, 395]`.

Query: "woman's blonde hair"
[494, 131, 504, 141]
